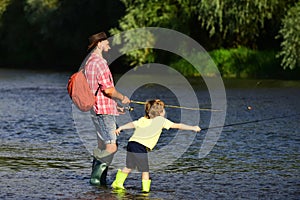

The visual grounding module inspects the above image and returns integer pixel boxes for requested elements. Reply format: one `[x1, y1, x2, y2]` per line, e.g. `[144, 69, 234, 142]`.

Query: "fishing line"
[201, 113, 300, 130]
[130, 100, 223, 112]
[122, 101, 299, 130]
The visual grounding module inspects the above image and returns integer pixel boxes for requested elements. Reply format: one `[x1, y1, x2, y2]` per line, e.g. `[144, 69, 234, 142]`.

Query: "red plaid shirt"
[84, 53, 118, 115]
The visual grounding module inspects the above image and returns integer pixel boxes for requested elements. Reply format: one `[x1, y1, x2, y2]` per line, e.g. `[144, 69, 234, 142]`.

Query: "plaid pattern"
[84, 53, 118, 115]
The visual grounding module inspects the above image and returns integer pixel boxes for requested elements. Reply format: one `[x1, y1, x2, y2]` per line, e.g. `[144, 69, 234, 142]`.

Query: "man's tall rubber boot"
[111, 169, 128, 189]
[100, 166, 108, 185]
[90, 158, 107, 185]
[93, 147, 116, 186]
[142, 179, 151, 193]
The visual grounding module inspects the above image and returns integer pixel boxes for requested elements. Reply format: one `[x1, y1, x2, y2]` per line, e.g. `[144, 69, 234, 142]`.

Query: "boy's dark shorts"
[126, 141, 149, 172]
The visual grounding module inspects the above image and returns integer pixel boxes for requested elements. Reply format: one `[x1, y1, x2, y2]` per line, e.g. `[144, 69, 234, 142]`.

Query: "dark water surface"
[0, 69, 299, 199]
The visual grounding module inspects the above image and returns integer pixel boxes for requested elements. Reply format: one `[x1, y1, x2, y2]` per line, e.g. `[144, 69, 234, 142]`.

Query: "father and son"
[82, 32, 201, 193]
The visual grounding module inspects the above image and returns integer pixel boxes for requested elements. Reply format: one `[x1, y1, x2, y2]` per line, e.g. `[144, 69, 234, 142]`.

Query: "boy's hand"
[115, 128, 122, 136]
[194, 126, 201, 132]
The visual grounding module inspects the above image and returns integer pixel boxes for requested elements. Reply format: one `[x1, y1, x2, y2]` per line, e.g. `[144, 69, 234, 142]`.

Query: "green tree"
[0, 0, 11, 22]
[111, 0, 298, 71]
[195, 0, 284, 47]
[277, 1, 300, 70]
[110, 0, 195, 66]
[0, 0, 124, 69]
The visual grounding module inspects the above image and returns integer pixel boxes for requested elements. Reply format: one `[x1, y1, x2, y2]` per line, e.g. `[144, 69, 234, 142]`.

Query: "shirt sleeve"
[163, 118, 174, 130]
[132, 120, 138, 127]
[97, 59, 114, 90]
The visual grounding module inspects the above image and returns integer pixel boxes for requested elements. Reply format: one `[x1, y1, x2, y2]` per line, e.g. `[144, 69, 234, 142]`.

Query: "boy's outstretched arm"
[171, 123, 201, 132]
[115, 122, 135, 136]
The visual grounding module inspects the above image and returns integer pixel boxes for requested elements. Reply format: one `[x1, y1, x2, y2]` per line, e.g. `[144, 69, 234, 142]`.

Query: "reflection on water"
[0, 69, 299, 199]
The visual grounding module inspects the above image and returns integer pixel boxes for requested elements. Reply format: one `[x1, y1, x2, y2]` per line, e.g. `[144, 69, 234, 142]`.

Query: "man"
[84, 32, 130, 185]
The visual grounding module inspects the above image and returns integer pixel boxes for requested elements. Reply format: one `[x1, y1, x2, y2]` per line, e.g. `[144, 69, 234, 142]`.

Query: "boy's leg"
[142, 172, 151, 193]
[142, 172, 149, 180]
[111, 142, 135, 189]
[122, 167, 132, 174]
[111, 168, 130, 189]
[126, 141, 151, 192]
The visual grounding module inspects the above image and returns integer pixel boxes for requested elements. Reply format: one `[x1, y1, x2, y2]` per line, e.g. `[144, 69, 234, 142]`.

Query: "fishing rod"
[130, 100, 223, 112]
[201, 113, 300, 130]
[121, 101, 300, 130]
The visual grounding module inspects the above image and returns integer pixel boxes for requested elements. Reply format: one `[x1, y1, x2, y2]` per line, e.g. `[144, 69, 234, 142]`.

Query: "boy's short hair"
[144, 99, 165, 119]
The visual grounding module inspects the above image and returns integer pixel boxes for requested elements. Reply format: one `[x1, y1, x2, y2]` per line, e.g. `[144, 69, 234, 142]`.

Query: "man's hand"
[121, 95, 130, 104]
[117, 106, 125, 114]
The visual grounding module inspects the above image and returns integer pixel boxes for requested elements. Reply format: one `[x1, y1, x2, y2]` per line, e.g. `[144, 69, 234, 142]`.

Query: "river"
[0, 69, 299, 199]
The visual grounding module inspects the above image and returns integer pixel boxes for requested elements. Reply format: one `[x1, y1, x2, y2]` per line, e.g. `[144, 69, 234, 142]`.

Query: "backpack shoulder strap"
[82, 68, 101, 96]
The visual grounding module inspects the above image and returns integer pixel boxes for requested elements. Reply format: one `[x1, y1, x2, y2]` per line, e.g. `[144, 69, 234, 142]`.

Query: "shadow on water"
[0, 69, 300, 199]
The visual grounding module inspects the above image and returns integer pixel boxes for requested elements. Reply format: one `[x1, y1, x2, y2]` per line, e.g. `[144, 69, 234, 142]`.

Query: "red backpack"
[67, 69, 99, 112]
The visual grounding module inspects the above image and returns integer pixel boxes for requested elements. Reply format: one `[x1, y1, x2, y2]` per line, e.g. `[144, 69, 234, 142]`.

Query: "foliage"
[171, 47, 281, 78]
[24, 0, 59, 35]
[195, 0, 282, 46]
[0, 0, 125, 68]
[110, 0, 194, 66]
[111, 0, 298, 72]
[210, 47, 281, 78]
[110, 0, 200, 66]
[277, 1, 300, 70]
[0, 0, 11, 21]
[111, 28, 156, 66]
[0, 0, 298, 77]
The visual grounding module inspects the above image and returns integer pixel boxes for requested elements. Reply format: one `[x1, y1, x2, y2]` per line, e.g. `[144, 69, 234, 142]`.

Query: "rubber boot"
[90, 158, 107, 185]
[100, 166, 108, 185]
[142, 179, 151, 193]
[111, 169, 128, 189]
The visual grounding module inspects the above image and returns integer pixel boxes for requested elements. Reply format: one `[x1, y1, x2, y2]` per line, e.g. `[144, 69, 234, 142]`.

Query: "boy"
[112, 99, 201, 192]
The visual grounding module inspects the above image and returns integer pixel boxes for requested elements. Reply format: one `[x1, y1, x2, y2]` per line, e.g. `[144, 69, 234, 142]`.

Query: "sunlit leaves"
[110, 0, 195, 66]
[0, 0, 11, 22]
[196, 0, 278, 45]
[277, 1, 300, 70]
[24, 0, 59, 24]
[112, 0, 299, 70]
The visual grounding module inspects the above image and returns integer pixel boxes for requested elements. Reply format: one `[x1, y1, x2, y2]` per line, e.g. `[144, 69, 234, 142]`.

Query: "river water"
[0, 69, 299, 200]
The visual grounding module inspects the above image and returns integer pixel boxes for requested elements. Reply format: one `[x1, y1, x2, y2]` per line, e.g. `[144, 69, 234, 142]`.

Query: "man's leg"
[90, 114, 117, 185]
[90, 158, 107, 185]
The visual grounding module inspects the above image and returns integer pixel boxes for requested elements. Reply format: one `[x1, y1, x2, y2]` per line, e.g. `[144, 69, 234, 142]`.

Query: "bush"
[169, 51, 220, 77]
[170, 46, 283, 78]
[210, 47, 281, 78]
